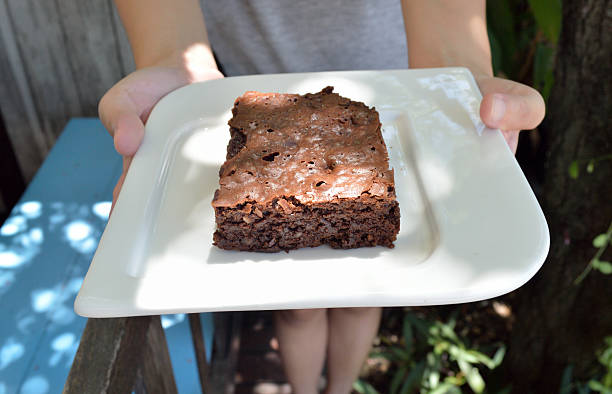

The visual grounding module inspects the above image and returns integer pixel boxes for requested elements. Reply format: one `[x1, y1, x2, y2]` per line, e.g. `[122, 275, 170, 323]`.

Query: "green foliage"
[587, 160, 595, 174]
[592, 260, 612, 275]
[487, 0, 561, 101]
[560, 365, 575, 394]
[569, 154, 612, 282]
[354, 379, 381, 394]
[560, 337, 612, 393]
[372, 312, 505, 394]
[594, 338, 612, 390]
[568, 155, 612, 180]
[533, 43, 556, 101]
[593, 234, 610, 248]
[574, 219, 612, 284]
[527, 0, 562, 44]
[529, 0, 560, 99]
[569, 160, 580, 179]
[487, 1, 517, 76]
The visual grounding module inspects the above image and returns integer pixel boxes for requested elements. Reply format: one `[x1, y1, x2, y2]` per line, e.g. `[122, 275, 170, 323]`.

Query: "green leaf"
[533, 43, 555, 101]
[434, 341, 450, 355]
[488, 29, 503, 76]
[427, 351, 441, 369]
[486, 0, 518, 75]
[491, 346, 506, 368]
[593, 234, 609, 248]
[466, 370, 486, 394]
[404, 313, 431, 337]
[600, 337, 612, 364]
[528, 0, 562, 44]
[429, 382, 462, 394]
[450, 346, 481, 365]
[605, 373, 612, 389]
[465, 349, 496, 368]
[559, 365, 574, 394]
[391, 347, 411, 361]
[594, 260, 612, 275]
[569, 161, 579, 179]
[458, 359, 485, 393]
[398, 361, 426, 394]
[402, 316, 414, 355]
[428, 369, 441, 389]
[440, 322, 460, 343]
[588, 379, 612, 393]
[353, 379, 380, 394]
[390, 365, 408, 394]
[587, 160, 595, 173]
[444, 375, 465, 386]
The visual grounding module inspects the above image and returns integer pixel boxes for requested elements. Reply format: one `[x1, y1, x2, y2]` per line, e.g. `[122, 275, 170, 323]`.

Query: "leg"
[325, 307, 382, 394]
[275, 308, 328, 394]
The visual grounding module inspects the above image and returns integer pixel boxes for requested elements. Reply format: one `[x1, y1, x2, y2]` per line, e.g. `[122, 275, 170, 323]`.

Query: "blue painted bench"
[0, 119, 214, 393]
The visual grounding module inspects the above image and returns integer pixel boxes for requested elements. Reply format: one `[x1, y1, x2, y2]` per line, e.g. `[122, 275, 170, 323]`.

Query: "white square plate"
[75, 68, 549, 317]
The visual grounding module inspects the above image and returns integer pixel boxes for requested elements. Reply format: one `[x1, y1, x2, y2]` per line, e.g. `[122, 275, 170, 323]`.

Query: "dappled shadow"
[0, 199, 111, 392]
[0, 198, 205, 393]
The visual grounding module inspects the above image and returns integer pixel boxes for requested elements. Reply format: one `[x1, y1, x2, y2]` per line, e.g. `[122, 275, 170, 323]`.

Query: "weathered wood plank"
[5, 0, 83, 139]
[63, 316, 177, 394]
[189, 313, 210, 393]
[56, 0, 128, 111]
[139, 316, 178, 394]
[0, 0, 49, 181]
[0, 0, 133, 182]
[63, 317, 150, 394]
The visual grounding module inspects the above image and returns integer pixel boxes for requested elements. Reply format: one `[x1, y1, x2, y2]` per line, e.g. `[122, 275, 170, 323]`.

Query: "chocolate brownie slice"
[212, 86, 400, 252]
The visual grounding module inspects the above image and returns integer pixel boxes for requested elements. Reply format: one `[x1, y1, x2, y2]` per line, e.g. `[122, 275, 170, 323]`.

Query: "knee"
[276, 308, 326, 326]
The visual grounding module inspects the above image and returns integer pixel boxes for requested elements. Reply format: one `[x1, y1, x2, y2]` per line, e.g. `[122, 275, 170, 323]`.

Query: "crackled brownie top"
[212, 87, 395, 207]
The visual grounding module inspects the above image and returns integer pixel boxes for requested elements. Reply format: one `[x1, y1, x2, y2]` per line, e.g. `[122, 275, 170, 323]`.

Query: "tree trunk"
[508, 0, 612, 391]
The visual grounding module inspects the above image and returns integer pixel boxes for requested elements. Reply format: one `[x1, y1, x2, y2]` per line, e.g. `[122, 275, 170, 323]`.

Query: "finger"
[501, 129, 519, 154]
[114, 113, 145, 157]
[122, 156, 133, 173]
[480, 89, 545, 131]
[99, 88, 136, 135]
[99, 90, 145, 156]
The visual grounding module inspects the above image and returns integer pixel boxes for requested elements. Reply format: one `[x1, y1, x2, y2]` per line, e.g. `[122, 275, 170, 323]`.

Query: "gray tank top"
[201, 0, 408, 76]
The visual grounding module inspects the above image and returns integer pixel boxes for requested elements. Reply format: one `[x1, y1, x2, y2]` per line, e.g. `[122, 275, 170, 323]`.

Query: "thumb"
[113, 112, 145, 157]
[480, 89, 545, 132]
[99, 91, 145, 157]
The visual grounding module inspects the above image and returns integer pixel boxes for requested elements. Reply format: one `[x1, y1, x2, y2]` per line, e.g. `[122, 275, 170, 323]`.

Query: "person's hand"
[476, 75, 545, 154]
[99, 62, 223, 208]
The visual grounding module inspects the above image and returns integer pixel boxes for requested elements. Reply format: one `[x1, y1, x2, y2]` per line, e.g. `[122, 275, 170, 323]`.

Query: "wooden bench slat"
[63, 317, 148, 394]
[140, 316, 178, 394]
[189, 313, 210, 393]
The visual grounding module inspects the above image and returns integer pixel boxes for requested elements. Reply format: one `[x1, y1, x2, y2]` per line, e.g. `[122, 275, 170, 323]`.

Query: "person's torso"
[201, 0, 408, 76]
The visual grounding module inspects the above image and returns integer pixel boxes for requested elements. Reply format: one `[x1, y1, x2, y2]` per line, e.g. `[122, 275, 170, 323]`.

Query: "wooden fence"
[0, 0, 136, 180]
[0, 0, 137, 219]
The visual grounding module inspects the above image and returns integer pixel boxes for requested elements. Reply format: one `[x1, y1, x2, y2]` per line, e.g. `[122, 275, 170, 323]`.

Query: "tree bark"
[508, 0, 612, 391]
